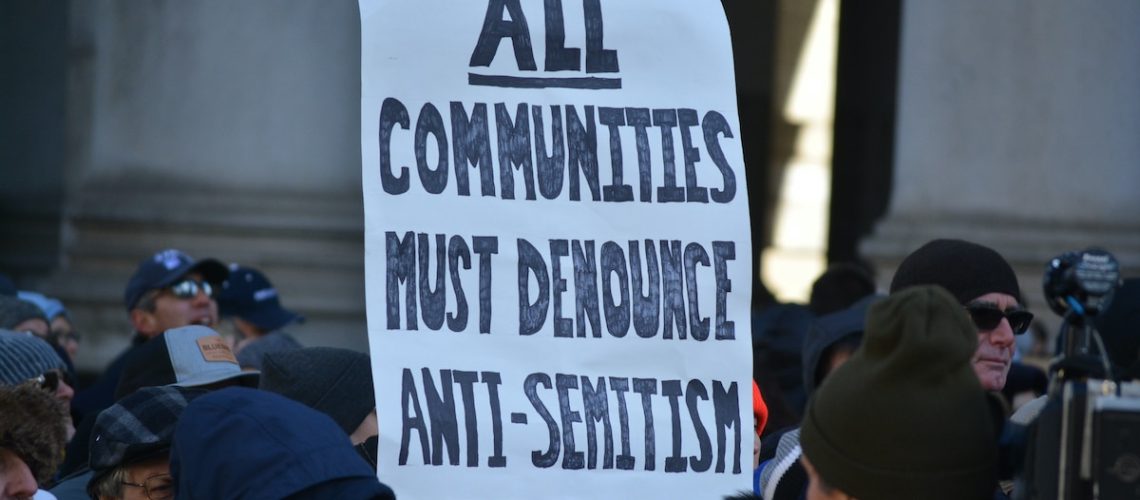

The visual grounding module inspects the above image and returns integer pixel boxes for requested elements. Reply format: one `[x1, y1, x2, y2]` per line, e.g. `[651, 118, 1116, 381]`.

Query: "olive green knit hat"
[800, 285, 999, 500]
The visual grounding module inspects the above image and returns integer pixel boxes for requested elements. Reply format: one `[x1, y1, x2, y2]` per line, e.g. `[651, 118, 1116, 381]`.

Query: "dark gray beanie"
[0, 330, 66, 385]
[0, 296, 49, 330]
[259, 347, 374, 434]
[889, 238, 1021, 304]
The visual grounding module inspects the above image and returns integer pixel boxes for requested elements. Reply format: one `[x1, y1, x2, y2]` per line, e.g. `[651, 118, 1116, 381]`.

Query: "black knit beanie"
[889, 238, 1021, 304]
[800, 286, 999, 500]
[259, 347, 375, 435]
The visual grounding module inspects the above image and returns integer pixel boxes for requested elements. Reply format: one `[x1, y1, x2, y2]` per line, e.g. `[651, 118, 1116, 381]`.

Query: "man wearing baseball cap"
[114, 325, 259, 399]
[217, 264, 304, 370]
[71, 249, 227, 447]
[52, 325, 257, 498]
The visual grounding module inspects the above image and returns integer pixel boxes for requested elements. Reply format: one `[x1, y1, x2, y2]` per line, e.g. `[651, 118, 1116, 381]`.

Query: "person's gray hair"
[87, 465, 127, 499]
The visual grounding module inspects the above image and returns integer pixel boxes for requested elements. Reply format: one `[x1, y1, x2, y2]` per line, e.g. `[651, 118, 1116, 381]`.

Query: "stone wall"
[864, 0, 1140, 333]
[45, 0, 368, 371]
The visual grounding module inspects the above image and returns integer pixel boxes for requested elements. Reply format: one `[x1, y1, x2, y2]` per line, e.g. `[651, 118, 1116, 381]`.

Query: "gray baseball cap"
[115, 325, 259, 400]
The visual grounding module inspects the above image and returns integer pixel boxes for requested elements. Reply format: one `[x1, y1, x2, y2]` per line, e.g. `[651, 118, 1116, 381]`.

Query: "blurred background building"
[2, 0, 1137, 374]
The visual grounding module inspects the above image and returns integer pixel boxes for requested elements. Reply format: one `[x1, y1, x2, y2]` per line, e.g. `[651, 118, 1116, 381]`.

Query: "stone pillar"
[863, 0, 1140, 330]
[44, 0, 368, 370]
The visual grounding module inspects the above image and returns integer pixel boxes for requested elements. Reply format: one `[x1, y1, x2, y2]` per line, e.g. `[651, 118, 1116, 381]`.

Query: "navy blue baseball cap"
[217, 265, 303, 331]
[123, 249, 228, 311]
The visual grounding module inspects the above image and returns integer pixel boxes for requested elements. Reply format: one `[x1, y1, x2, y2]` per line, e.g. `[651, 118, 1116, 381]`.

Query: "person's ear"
[129, 308, 159, 337]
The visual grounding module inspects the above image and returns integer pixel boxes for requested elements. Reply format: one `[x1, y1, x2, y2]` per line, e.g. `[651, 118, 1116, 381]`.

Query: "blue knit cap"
[17, 291, 69, 322]
[0, 329, 66, 385]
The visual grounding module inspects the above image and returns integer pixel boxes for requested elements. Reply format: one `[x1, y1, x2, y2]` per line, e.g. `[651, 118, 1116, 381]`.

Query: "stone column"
[47, 0, 368, 370]
[863, 0, 1140, 330]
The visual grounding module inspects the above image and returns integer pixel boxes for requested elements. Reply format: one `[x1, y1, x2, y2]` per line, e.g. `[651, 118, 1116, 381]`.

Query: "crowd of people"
[745, 239, 1138, 500]
[0, 249, 394, 499]
[0, 239, 1136, 499]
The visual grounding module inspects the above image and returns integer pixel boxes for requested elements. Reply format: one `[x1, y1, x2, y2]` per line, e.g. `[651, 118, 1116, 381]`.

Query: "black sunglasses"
[25, 370, 61, 393]
[965, 303, 1033, 335]
[167, 279, 214, 299]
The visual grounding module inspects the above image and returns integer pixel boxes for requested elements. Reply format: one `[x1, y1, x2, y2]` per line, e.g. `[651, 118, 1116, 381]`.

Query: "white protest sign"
[361, 1, 752, 498]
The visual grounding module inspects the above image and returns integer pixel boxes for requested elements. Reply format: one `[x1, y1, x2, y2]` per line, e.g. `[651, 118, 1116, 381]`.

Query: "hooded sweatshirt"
[170, 387, 395, 500]
[758, 295, 879, 499]
[800, 293, 881, 397]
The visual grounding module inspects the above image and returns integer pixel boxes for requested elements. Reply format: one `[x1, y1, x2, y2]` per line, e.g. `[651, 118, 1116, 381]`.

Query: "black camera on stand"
[1015, 249, 1140, 500]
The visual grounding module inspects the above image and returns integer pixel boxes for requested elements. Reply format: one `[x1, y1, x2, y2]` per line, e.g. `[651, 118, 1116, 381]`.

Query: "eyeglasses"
[965, 303, 1033, 335]
[24, 370, 61, 393]
[50, 329, 81, 344]
[166, 279, 214, 300]
[122, 473, 174, 500]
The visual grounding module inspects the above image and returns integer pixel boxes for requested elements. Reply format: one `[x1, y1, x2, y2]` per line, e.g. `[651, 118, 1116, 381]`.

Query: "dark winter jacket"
[800, 294, 881, 397]
[71, 333, 149, 419]
[751, 303, 813, 420]
[758, 294, 879, 499]
[170, 387, 395, 500]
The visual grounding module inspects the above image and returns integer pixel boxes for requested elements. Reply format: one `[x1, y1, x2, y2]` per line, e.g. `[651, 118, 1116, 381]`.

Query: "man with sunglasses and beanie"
[72, 249, 228, 425]
[0, 330, 76, 440]
[889, 238, 1034, 393]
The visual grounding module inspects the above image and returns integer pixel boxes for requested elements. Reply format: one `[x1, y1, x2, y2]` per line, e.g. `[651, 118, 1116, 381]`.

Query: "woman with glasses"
[85, 387, 200, 500]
